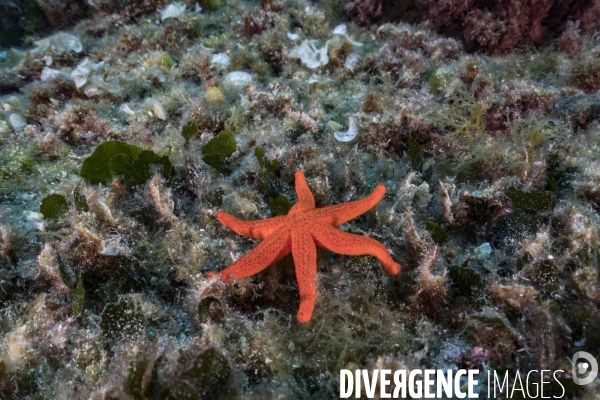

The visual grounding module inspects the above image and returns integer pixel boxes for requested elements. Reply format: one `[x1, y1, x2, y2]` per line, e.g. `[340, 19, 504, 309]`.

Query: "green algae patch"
[56, 253, 85, 317]
[72, 270, 85, 318]
[81, 141, 173, 186]
[268, 195, 291, 216]
[197, 296, 222, 323]
[40, 193, 68, 220]
[516, 251, 533, 271]
[181, 120, 198, 142]
[424, 221, 448, 245]
[293, 365, 320, 395]
[255, 147, 291, 215]
[110, 150, 173, 186]
[489, 210, 542, 249]
[56, 252, 74, 289]
[201, 131, 236, 173]
[531, 259, 558, 286]
[448, 261, 487, 307]
[427, 68, 453, 93]
[101, 300, 145, 341]
[430, 91, 486, 138]
[255, 147, 279, 198]
[125, 354, 156, 400]
[407, 137, 423, 173]
[81, 141, 143, 185]
[74, 187, 89, 213]
[199, 0, 225, 11]
[505, 186, 556, 213]
[159, 53, 176, 69]
[160, 349, 230, 400]
[0, 49, 23, 69]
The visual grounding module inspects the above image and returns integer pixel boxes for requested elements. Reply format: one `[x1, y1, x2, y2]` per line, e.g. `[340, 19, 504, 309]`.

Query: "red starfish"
[208, 171, 401, 323]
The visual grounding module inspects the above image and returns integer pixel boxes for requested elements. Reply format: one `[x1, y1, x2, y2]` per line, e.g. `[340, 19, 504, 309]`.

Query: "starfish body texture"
[208, 171, 401, 323]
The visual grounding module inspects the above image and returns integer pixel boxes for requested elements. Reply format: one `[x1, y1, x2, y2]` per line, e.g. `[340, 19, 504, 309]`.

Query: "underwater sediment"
[0, 0, 599, 398]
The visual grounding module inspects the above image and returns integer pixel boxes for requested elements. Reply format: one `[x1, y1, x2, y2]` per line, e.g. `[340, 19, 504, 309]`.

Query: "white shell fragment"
[306, 74, 332, 85]
[289, 40, 328, 69]
[40, 67, 62, 81]
[23, 211, 44, 231]
[160, 2, 187, 21]
[79, 131, 96, 139]
[150, 99, 166, 120]
[223, 71, 253, 88]
[71, 58, 91, 88]
[474, 242, 492, 258]
[211, 53, 230, 70]
[84, 86, 100, 97]
[287, 32, 300, 41]
[332, 24, 347, 35]
[333, 116, 359, 142]
[344, 53, 359, 71]
[120, 104, 136, 115]
[101, 238, 131, 256]
[332, 24, 363, 47]
[9, 114, 27, 130]
[33, 33, 83, 54]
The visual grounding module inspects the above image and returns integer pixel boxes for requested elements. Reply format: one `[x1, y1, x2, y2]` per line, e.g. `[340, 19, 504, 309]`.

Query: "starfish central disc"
[208, 171, 401, 323]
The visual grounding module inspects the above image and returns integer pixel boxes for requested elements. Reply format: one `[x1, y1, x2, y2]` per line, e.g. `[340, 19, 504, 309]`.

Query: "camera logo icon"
[572, 351, 598, 386]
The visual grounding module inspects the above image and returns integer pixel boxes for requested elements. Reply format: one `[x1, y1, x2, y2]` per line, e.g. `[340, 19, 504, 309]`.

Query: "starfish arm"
[288, 171, 316, 215]
[310, 223, 401, 275]
[208, 228, 292, 282]
[291, 228, 318, 323]
[217, 211, 286, 240]
[310, 184, 386, 226]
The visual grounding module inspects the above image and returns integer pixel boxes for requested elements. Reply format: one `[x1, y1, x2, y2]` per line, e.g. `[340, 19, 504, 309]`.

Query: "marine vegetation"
[0, 0, 599, 398]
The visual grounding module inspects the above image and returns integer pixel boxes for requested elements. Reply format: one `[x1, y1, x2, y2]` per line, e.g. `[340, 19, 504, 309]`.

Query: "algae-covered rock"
[1, 0, 600, 398]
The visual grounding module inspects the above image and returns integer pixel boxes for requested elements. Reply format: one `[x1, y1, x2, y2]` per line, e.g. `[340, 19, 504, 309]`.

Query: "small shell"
[33, 33, 83, 54]
[79, 131, 96, 139]
[9, 114, 26, 130]
[23, 210, 44, 231]
[84, 86, 100, 97]
[289, 40, 328, 69]
[287, 32, 300, 41]
[474, 242, 492, 258]
[333, 117, 359, 142]
[332, 24, 347, 35]
[120, 104, 136, 115]
[160, 2, 186, 21]
[40, 67, 61, 82]
[71, 58, 91, 89]
[223, 71, 253, 89]
[210, 53, 230, 70]
[344, 53, 359, 71]
[73, 74, 87, 88]
[332, 24, 363, 47]
[306, 74, 332, 85]
[151, 100, 166, 120]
